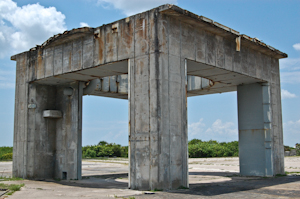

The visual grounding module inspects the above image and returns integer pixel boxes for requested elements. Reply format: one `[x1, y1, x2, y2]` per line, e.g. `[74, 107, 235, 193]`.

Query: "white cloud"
[0, 82, 15, 89]
[281, 71, 300, 84]
[205, 119, 237, 136]
[188, 118, 237, 142]
[0, 0, 66, 58]
[82, 120, 128, 145]
[283, 119, 300, 147]
[281, 89, 296, 99]
[80, 22, 89, 27]
[188, 118, 206, 136]
[280, 58, 300, 84]
[97, 0, 177, 16]
[280, 58, 300, 71]
[293, 43, 300, 51]
[0, 68, 15, 89]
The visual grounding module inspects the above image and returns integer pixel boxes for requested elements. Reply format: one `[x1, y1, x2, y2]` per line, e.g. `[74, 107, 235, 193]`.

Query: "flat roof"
[11, 4, 287, 60]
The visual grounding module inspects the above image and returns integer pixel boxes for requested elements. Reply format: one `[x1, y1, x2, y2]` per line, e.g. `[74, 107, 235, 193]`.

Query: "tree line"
[1, 141, 299, 161]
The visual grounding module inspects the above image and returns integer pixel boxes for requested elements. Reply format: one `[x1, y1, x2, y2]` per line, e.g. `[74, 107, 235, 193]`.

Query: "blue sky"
[0, 0, 299, 147]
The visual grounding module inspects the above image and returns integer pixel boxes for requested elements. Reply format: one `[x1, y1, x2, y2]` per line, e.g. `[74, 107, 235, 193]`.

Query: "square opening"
[62, 172, 67, 180]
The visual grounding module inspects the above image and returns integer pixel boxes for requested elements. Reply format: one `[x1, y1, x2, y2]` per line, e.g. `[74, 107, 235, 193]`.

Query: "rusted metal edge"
[39, 27, 94, 48]
[160, 5, 240, 36]
[159, 4, 287, 59]
[240, 34, 287, 58]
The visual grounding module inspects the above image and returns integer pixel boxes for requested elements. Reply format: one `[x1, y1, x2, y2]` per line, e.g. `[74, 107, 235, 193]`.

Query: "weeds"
[0, 183, 24, 195]
[275, 173, 287, 177]
[0, 177, 23, 181]
[113, 195, 135, 199]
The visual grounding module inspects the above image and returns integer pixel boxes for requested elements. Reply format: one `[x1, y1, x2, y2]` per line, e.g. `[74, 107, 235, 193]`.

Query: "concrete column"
[14, 82, 57, 179]
[55, 82, 83, 180]
[237, 82, 283, 176]
[13, 52, 83, 180]
[128, 53, 188, 190]
[13, 53, 57, 179]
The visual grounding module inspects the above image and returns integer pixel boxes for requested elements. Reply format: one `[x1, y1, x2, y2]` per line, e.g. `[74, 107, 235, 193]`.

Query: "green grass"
[275, 173, 287, 177]
[285, 171, 300, 174]
[0, 177, 23, 181]
[0, 183, 24, 195]
[113, 195, 135, 199]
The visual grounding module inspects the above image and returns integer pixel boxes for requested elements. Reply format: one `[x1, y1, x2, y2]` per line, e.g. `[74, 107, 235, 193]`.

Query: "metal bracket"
[236, 36, 241, 51]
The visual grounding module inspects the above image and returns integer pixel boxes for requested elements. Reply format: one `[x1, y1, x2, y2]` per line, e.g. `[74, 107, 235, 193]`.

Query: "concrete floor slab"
[1, 157, 299, 198]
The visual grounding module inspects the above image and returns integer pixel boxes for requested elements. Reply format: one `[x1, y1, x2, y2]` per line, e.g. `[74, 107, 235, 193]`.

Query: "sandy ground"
[0, 156, 299, 198]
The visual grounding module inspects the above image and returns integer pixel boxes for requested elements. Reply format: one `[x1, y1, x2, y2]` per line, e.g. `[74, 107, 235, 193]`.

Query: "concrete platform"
[1, 157, 299, 198]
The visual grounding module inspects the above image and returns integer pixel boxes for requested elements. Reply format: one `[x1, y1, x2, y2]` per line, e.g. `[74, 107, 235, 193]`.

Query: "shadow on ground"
[46, 172, 300, 198]
[46, 173, 128, 189]
[170, 173, 300, 198]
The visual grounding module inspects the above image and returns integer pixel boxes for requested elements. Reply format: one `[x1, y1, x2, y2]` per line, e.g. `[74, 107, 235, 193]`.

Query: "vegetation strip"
[1, 142, 299, 160]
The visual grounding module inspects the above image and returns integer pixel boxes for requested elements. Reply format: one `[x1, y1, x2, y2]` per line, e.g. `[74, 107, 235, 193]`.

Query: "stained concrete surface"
[0, 157, 299, 198]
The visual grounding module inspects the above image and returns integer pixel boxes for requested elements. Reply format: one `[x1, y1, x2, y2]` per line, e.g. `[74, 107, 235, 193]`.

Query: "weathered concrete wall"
[14, 53, 56, 179]
[163, 12, 284, 176]
[13, 53, 28, 178]
[55, 82, 83, 180]
[128, 10, 188, 190]
[269, 59, 285, 175]
[13, 52, 83, 180]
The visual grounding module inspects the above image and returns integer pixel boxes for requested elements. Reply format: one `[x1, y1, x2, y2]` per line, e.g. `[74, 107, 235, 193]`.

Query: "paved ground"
[0, 157, 300, 198]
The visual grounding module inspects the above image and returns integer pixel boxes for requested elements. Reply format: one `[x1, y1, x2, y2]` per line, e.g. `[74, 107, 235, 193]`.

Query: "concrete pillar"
[13, 53, 83, 180]
[55, 82, 83, 180]
[237, 82, 284, 176]
[128, 53, 188, 190]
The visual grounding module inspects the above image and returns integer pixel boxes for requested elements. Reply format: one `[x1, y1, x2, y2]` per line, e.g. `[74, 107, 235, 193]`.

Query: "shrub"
[188, 140, 239, 158]
[188, 139, 202, 145]
[82, 141, 128, 158]
[84, 148, 96, 158]
[98, 141, 108, 146]
[0, 147, 13, 161]
[284, 145, 294, 151]
[0, 146, 13, 157]
[0, 153, 13, 160]
[120, 146, 128, 157]
[296, 143, 300, 156]
[96, 145, 113, 157]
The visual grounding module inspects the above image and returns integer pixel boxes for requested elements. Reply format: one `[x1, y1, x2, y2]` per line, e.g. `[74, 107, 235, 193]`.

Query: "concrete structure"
[11, 5, 287, 190]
